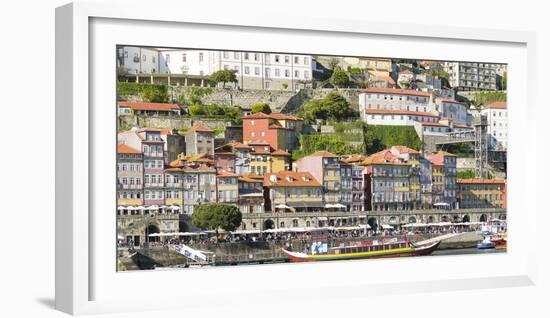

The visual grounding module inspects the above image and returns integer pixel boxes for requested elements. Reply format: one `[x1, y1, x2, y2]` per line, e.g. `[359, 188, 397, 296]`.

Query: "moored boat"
[477, 237, 496, 249]
[281, 240, 441, 262]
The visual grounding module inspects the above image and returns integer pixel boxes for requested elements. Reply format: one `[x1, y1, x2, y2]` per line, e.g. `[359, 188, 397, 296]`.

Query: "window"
[234, 52, 239, 60]
[223, 51, 229, 59]
[182, 53, 186, 62]
[244, 66, 250, 74]
[274, 55, 280, 62]
[199, 52, 204, 62]
[254, 53, 259, 61]
[294, 70, 299, 78]
[294, 56, 299, 64]
[275, 69, 280, 77]
[142, 54, 146, 62]
[284, 56, 290, 63]
[285, 69, 290, 77]
[254, 67, 260, 75]
[244, 52, 249, 60]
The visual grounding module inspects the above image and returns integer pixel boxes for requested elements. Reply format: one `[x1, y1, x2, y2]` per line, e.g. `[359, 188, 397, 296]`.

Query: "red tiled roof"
[361, 87, 431, 97]
[247, 140, 270, 146]
[417, 121, 448, 127]
[217, 170, 238, 177]
[269, 113, 301, 121]
[427, 150, 457, 165]
[117, 144, 141, 154]
[371, 76, 396, 85]
[187, 124, 213, 133]
[391, 145, 420, 154]
[485, 101, 507, 110]
[264, 171, 321, 187]
[457, 178, 506, 184]
[243, 112, 302, 121]
[269, 124, 285, 129]
[308, 150, 338, 158]
[243, 112, 272, 119]
[271, 149, 291, 156]
[118, 101, 180, 111]
[365, 109, 439, 118]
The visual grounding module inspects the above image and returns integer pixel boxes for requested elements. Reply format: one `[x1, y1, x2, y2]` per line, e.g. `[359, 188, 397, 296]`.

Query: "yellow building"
[216, 171, 239, 204]
[431, 163, 445, 204]
[362, 58, 392, 77]
[249, 142, 291, 176]
[264, 171, 324, 213]
[457, 179, 507, 209]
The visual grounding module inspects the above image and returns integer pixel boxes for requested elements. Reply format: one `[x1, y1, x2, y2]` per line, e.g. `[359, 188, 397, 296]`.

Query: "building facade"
[443, 62, 498, 91]
[117, 144, 144, 207]
[185, 124, 215, 156]
[481, 101, 508, 151]
[457, 178, 506, 209]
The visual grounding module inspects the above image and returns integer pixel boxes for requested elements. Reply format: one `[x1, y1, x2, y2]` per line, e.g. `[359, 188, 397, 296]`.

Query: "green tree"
[191, 203, 242, 233]
[281, 83, 289, 90]
[251, 103, 272, 114]
[457, 170, 476, 179]
[188, 104, 204, 116]
[141, 84, 169, 102]
[471, 91, 507, 108]
[330, 66, 350, 87]
[209, 69, 237, 88]
[204, 104, 224, 116]
[300, 91, 358, 124]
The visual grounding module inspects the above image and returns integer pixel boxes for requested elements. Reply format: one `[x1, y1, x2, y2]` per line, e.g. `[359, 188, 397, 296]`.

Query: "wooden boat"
[281, 240, 441, 262]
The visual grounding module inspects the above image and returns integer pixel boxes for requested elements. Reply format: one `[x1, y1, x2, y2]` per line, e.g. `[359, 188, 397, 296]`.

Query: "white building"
[481, 101, 507, 150]
[117, 46, 161, 74]
[364, 109, 440, 126]
[117, 46, 313, 90]
[358, 88, 435, 124]
[442, 62, 498, 91]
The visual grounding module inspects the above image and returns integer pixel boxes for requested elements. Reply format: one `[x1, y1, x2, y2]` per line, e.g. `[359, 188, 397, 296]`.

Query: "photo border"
[55, 2, 537, 315]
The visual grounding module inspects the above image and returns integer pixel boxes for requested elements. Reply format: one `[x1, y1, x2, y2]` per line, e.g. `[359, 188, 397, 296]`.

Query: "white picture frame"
[55, 2, 537, 315]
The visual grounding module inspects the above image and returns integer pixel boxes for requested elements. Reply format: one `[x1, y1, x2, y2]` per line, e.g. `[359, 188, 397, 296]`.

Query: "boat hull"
[281, 241, 441, 262]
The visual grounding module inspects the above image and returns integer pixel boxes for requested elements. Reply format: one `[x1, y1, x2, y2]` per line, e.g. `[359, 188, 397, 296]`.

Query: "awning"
[288, 201, 324, 208]
[274, 204, 291, 209]
[117, 206, 126, 210]
[381, 224, 394, 230]
[170, 205, 180, 210]
[332, 203, 347, 209]
[318, 217, 328, 221]
[433, 202, 450, 206]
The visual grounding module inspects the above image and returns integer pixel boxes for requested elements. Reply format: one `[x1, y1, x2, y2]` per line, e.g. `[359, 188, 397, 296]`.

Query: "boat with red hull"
[281, 240, 441, 262]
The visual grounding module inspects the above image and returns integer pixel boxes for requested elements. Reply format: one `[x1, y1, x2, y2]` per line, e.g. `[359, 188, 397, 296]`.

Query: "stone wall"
[119, 115, 231, 131]
[119, 86, 362, 115]
[171, 86, 298, 113]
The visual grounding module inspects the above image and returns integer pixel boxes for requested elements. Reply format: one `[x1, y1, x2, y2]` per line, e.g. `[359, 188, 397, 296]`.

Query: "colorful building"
[216, 170, 239, 204]
[185, 124, 214, 156]
[242, 112, 303, 151]
[457, 178, 506, 209]
[293, 151, 353, 210]
[117, 101, 181, 116]
[117, 144, 144, 208]
[264, 171, 324, 213]
[237, 174, 265, 215]
[362, 146, 422, 211]
[428, 151, 457, 209]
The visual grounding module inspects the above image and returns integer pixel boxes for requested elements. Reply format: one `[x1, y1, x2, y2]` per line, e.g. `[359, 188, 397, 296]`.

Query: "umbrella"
[274, 204, 291, 209]
[333, 203, 346, 209]
[117, 206, 126, 210]
[433, 202, 449, 206]
[381, 224, 394, 230]
[170, 205, 180, 210]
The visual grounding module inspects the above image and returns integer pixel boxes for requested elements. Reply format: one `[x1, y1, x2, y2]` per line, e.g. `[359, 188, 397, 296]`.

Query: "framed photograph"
[56, 2, 537, 315]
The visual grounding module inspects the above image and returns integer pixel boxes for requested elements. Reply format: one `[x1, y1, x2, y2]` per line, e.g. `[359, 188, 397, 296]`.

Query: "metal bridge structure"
[431, 115, 491, 178]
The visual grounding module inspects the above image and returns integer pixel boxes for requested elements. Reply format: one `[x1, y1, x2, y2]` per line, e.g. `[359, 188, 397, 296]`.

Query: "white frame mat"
[56, 2, 537, 315]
